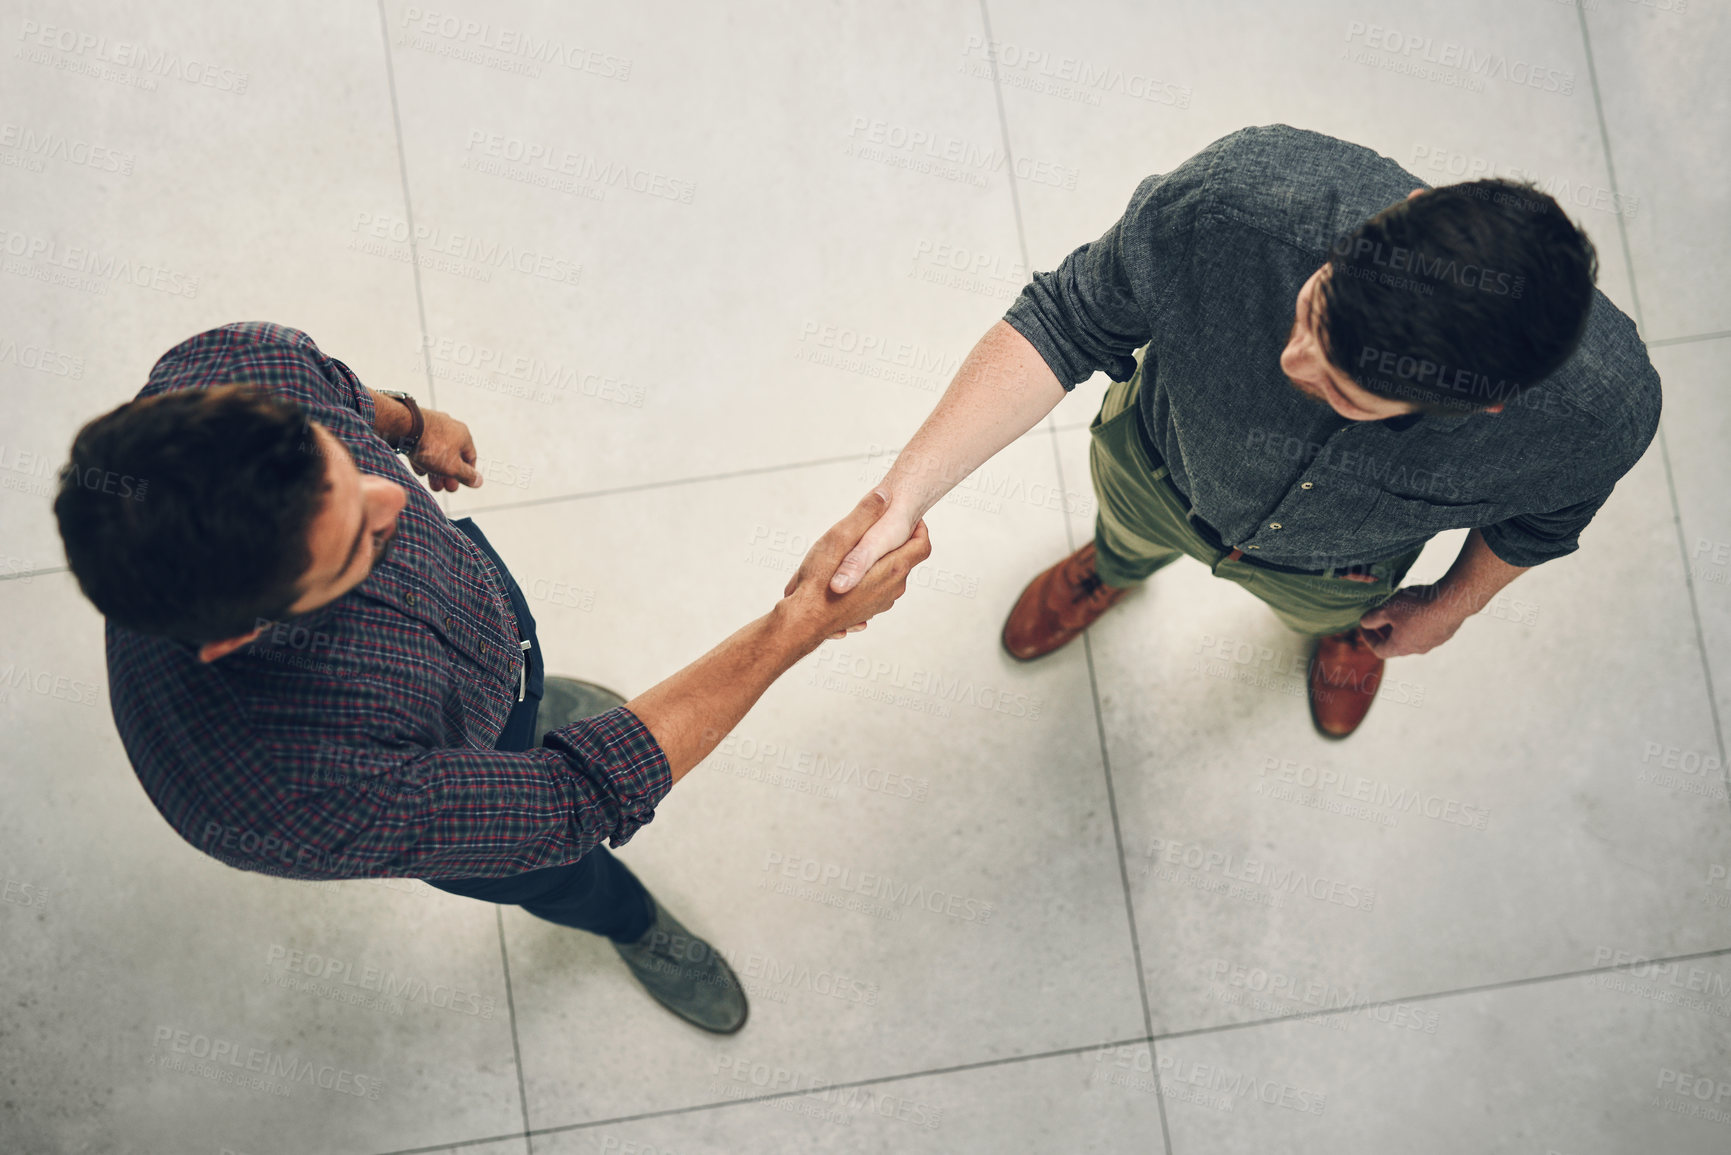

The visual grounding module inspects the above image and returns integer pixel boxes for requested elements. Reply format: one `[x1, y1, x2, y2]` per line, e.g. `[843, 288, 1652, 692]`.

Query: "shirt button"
[406, 592, 417, 605]
[444, 616, 453, 628]
[1300, 482, 1313, 490]
[1270, 522, 1282, 530]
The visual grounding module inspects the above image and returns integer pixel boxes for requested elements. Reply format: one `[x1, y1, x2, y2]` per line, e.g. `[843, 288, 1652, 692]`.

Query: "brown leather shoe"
[1002, 543, 1131, 661]
[1307, 627, 1384, 738]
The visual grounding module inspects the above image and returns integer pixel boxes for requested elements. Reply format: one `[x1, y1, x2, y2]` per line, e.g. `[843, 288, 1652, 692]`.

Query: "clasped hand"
[781, 491, 931, 642]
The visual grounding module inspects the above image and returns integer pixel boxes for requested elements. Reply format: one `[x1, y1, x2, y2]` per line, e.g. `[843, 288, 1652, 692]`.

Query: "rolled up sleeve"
[1003, 136, 1221, 389]
[358, 705, 673, 880]
[203, 706, 673, 881]
[1479, 488, 1615, 568]
[1479, 390, 1658, 569]
[540, 705, 672, 849]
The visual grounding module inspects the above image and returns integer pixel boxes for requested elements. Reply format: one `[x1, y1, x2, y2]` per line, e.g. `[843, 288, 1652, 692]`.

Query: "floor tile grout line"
[1076, 622, 1173, 1154]
[520, 1036, 1156, 1143]
[1037, 392, 1166, 1121]
[450, 449, 891, 515]
[1574, 5, 1645, 339]
[361, 940, 1731, 1154]
[975, 0, 1169, 1148]
[454, 421, 1098, 509]
[0, 435, 1083, 582]
[977, 0, 1030, 281]
[360, 1037, 1153, 1155]
[0, 566, 67, 584]
[1151, 943, 1731, 1043]
[364, 1131, 530, 1155]
[1645, 329, 1731, 348]
[373, 0, 453, 527]
[1036, 417, 1165, 1128]
[374, 0, 436, 410]
[493, 906, 533, 1154]
[1653, 421, 1729, 796]
[0, 427, 1104, 588]
[1574, 8, 1728, 801]
[448, 422, 1093, 517]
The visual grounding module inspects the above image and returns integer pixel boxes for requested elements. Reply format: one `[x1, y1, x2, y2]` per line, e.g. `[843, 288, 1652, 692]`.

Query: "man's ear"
[197, 627, 265, 664]
[1407, 188, 1425, 200]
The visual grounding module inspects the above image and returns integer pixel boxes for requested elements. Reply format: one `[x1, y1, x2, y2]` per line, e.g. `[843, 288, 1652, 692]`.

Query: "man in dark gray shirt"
[823, 123, 1661, 737]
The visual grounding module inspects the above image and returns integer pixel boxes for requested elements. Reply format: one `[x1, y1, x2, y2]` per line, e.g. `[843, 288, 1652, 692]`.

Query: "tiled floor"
[2, 1, 1727, 1152]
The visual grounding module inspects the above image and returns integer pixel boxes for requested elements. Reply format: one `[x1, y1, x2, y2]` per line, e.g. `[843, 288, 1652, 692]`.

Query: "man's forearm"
[1430, 527, 1532, 616]
[878, 320, 1067, 519]
[622, 605, 816, 784]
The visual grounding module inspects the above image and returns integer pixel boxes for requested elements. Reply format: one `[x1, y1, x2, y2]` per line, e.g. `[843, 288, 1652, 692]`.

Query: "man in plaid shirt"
[54, 322, 929, 1035]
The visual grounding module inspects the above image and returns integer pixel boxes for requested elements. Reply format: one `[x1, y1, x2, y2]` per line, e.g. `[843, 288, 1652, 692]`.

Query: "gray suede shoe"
[612, 896, 749, 1034]
[536, 676, 628, 736]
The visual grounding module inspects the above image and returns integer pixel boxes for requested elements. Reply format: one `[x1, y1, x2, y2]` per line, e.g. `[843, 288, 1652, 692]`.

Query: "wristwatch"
[374, 389, 424, 455]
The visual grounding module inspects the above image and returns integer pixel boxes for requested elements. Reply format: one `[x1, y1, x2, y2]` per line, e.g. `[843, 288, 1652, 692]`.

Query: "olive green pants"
[1087, 354, 1424, 638]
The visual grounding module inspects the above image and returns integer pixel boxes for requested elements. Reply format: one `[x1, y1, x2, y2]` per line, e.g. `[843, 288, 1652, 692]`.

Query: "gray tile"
[461, 435, 1145, 1128]
[368, 1140, 528, 1155]
[983, 0, 1639, 320]
[526, 1044, 1165, 1155]
[0, 0, 426, 575]
[6, 1, 1726, 1151]
[381, 0, 1024, 506]
[1156, 958, 1731, 1155]
[1051, 401, 1731, 1036]
[1650, 337, 1731, 746]
[0, 576, 525, 1155]
[1585, 0, 1731, 339]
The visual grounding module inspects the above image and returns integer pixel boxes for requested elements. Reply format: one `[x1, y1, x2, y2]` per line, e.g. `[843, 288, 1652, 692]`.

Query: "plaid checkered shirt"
[103, 322, 671, 880]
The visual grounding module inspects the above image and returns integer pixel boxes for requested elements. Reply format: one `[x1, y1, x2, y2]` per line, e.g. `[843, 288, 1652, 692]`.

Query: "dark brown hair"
[1314, 178, 1598, 413]
[54, 384, 329, 644]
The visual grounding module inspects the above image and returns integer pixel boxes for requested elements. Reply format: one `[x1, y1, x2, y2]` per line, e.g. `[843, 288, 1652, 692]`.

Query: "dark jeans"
[422, 517, 653, 945]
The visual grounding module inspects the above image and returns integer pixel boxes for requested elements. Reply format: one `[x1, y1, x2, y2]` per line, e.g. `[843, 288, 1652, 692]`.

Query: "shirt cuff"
[353, 378, 378, 434]
[550, 704, 673, 848]
[1477, 522, 1575, 569]
[1003, 280, 1141, 390]
[1003, 297, 1083, 392]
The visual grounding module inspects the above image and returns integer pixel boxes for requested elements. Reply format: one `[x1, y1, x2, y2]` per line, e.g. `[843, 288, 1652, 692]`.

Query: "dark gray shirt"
[1003, 123, 1662, 570]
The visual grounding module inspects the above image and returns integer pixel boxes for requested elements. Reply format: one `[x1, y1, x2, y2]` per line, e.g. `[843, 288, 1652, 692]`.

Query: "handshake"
[585, 319, 1063, 780]
[621, 486, 935, 784]
[777, 489, 932, 646]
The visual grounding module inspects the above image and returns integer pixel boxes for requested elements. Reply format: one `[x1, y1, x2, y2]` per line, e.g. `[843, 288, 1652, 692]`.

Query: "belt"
[452, 516, 543, 703]
[1131, 399, 1372, 579]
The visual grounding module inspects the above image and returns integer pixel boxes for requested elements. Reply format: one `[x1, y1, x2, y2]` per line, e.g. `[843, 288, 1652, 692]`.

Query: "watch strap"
[378, 390, 423, 454]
